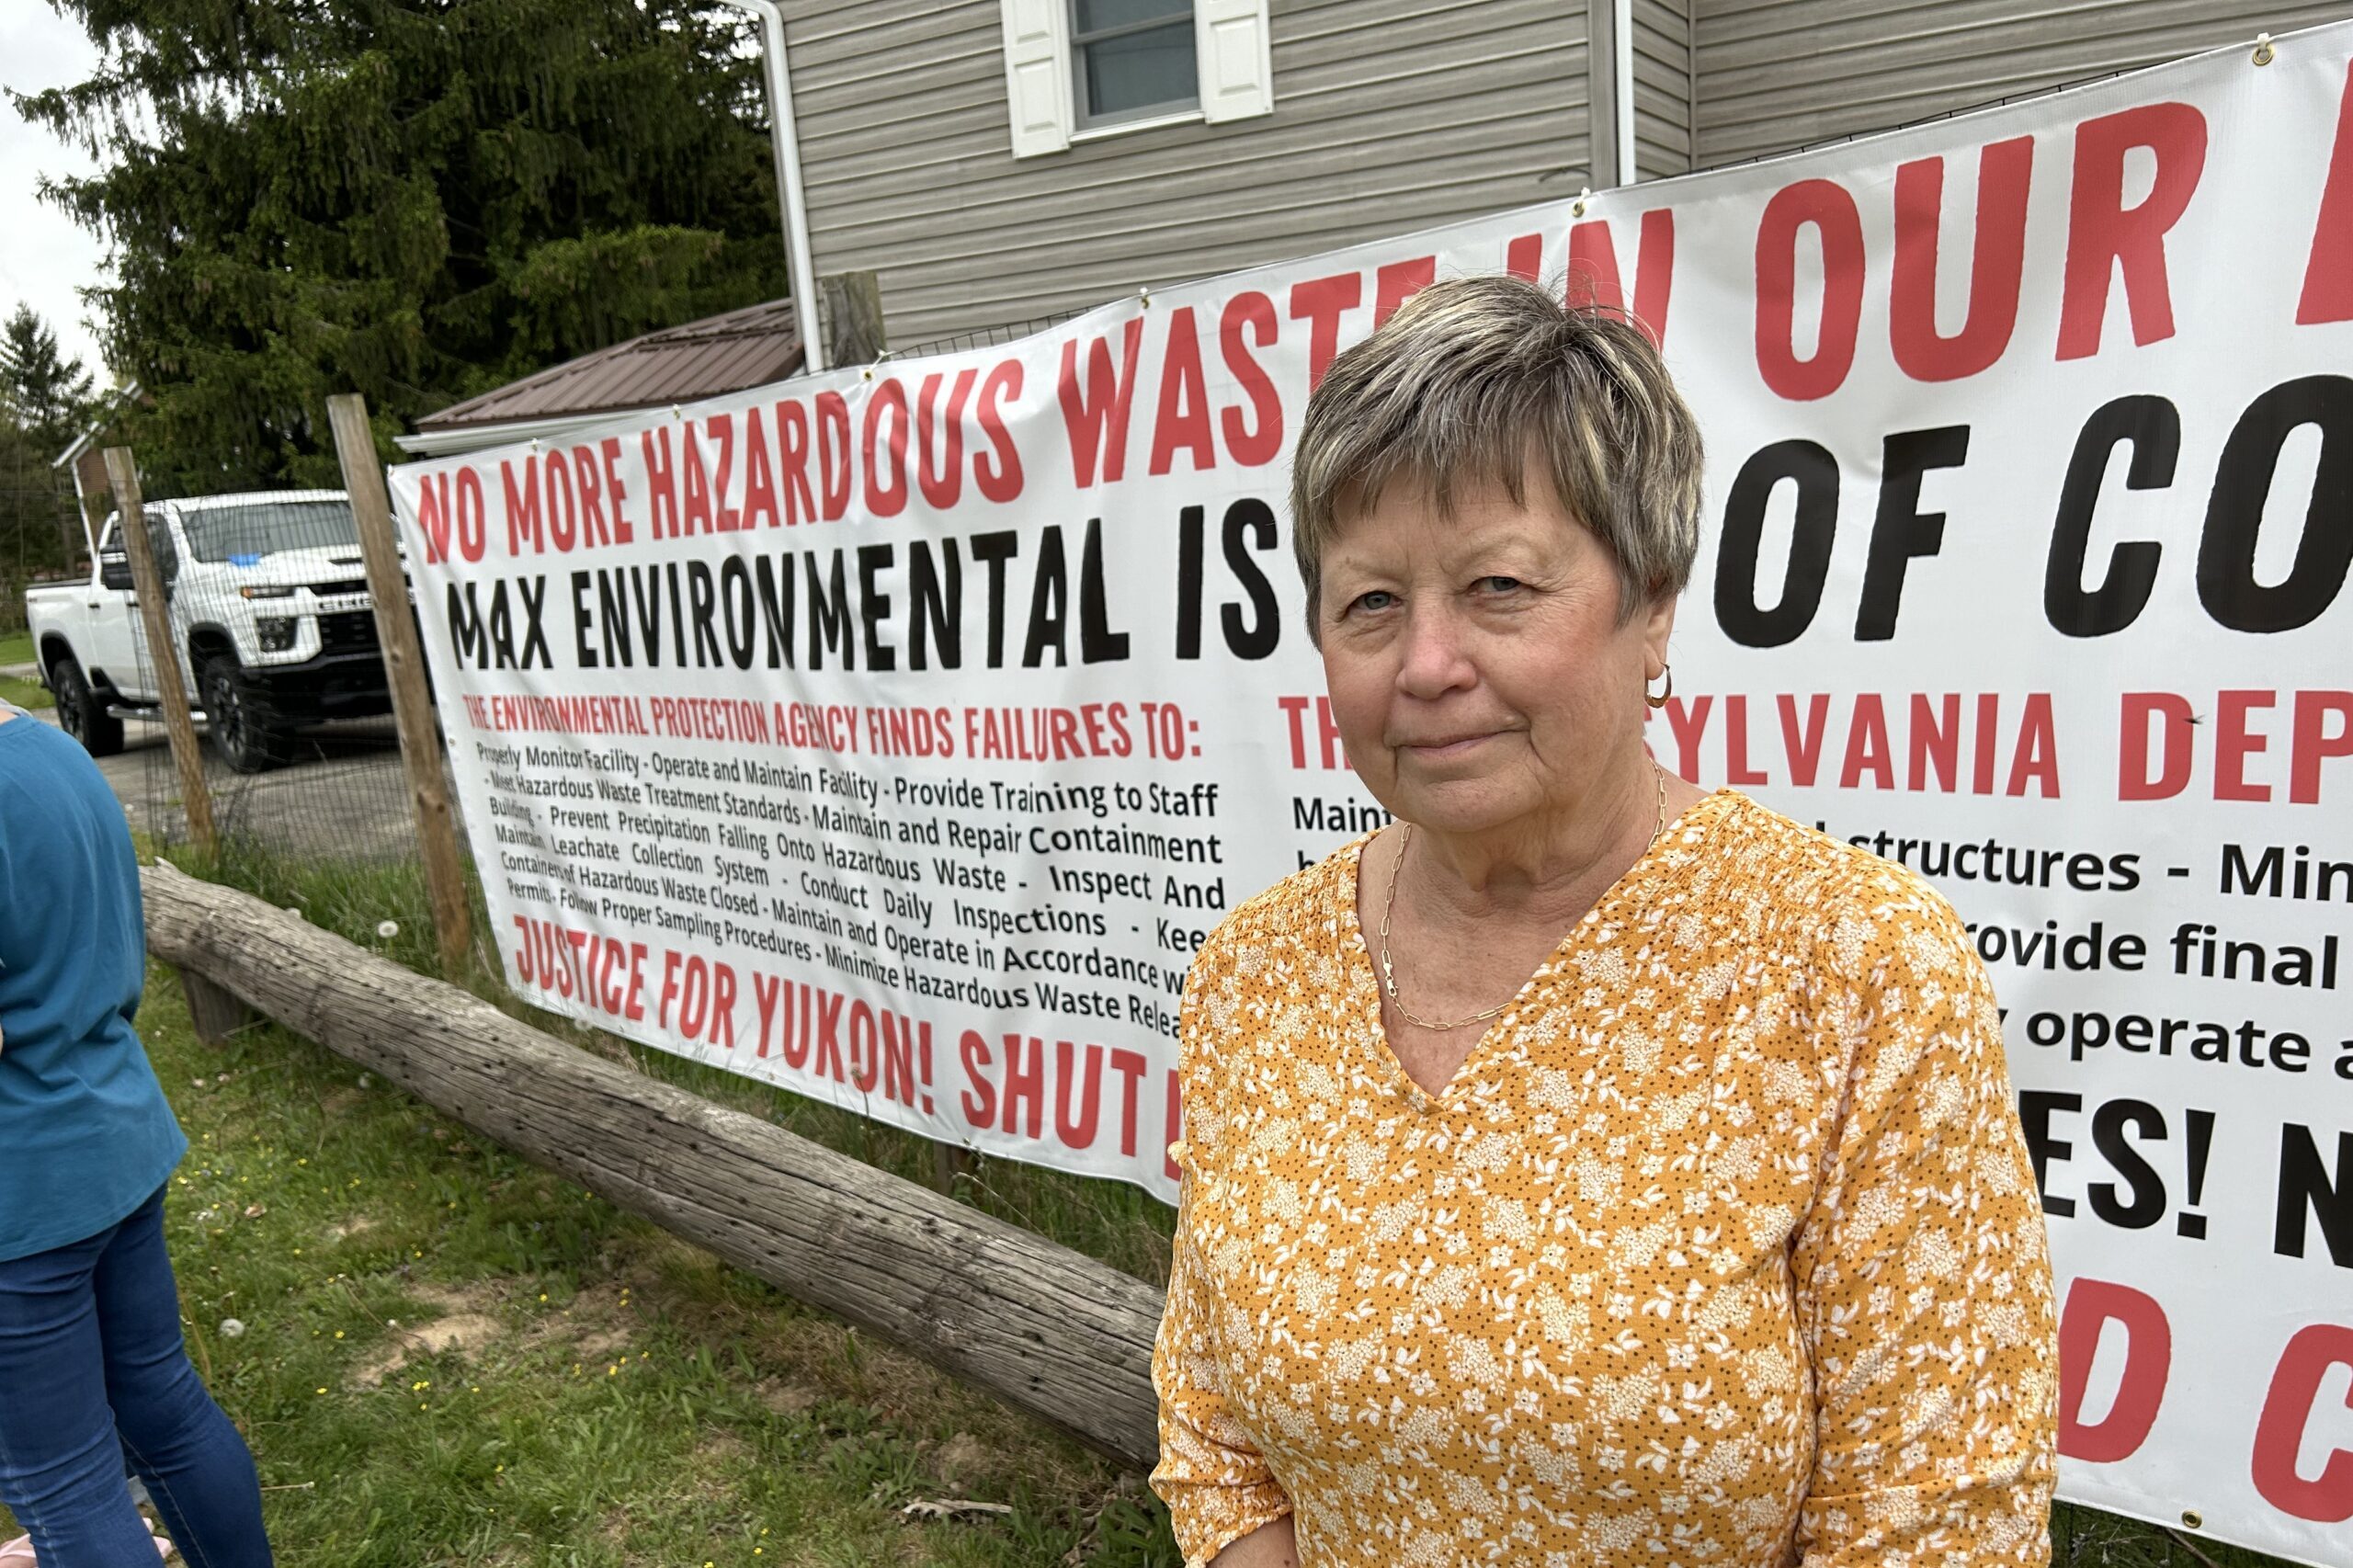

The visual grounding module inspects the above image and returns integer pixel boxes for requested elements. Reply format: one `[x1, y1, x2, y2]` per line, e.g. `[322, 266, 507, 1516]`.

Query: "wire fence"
[890, 306, 1089, 362]
[0, 446, 85, 638]
[41, 485, 424, 866]
[59, 307, 1104, 875]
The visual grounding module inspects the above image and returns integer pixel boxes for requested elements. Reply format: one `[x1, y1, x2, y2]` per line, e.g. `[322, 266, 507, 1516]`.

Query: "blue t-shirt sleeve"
[0, 718, 185, 1261]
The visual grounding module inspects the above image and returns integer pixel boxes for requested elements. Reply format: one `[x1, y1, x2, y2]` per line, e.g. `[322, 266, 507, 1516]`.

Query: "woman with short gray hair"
[1151, 275, 2058, 1566]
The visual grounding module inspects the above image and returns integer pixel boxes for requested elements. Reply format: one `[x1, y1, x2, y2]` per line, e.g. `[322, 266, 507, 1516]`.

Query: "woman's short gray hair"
[1290, 275, 1703, 630]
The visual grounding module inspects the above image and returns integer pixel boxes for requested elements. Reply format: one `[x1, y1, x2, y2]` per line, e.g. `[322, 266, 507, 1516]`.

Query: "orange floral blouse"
[1151, 790, 2058, 1566]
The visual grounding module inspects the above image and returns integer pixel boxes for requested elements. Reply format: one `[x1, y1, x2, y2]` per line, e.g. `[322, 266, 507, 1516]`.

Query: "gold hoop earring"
[1644, 665, 1673, 710]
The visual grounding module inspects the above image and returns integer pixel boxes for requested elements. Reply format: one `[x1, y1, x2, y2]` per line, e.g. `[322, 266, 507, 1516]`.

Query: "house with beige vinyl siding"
[1688, 1, 2349, 170]
[773, 0, 2346, 358]
[785, 0, 1593, 349]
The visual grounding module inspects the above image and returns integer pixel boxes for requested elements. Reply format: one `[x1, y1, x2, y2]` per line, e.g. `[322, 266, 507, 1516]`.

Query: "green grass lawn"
[0, 631, 47, 709]
[1, 840, 2287, 1568]
[0, 675, 51, 710]
[0, 961, 1178, 1566]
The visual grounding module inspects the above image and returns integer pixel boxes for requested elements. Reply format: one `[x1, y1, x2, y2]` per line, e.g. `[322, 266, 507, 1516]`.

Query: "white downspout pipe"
[1613, 0, 1636, 187]
[66, 456, 99, 559]
[710, 0, 827, 373]
[53, 432, 102, 558]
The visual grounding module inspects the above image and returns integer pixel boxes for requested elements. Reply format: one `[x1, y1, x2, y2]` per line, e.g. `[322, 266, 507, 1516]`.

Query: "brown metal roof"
[415, 299, 804, 432]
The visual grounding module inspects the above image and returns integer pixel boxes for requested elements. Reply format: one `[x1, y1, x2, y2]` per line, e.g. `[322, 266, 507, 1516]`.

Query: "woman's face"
[1317, 472, 1675, 846]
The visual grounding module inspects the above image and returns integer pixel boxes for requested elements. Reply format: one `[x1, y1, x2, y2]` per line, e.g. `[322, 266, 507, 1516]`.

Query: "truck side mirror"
[99, 553, 134, 592]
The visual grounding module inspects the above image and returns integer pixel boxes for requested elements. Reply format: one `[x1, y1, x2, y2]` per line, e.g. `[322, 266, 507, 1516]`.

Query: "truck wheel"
[200, 658, 292, 774]
[50, 654, 126, 758]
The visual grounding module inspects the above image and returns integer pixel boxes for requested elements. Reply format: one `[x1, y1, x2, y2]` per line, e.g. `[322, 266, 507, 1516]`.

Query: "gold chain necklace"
[1377, 763, 1667, 1033]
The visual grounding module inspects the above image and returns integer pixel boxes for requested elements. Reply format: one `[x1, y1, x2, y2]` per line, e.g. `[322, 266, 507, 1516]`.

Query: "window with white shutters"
[998, 0, 1271, 158]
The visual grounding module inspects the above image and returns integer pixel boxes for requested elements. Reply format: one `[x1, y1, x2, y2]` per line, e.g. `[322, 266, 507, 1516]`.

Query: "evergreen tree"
[0, 304, 97, 458]
[0, 406, 75, 584]
[17, 0, 791, 491]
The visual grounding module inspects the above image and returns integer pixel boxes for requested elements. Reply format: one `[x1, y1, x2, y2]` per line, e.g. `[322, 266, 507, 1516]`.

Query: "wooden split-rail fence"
[143, 862, 1165, 1470]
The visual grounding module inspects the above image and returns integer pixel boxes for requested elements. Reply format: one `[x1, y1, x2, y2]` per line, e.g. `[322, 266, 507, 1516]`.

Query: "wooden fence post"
[932, 1142, 977, 1198]
[324, 394, 472, 976]
[819, 271, 886, 368]
[101, 447, 216, 858]
[178, 969, 251, 1045]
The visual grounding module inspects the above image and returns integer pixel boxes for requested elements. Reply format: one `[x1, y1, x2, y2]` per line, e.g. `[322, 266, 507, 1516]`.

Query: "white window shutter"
[1195, 0, 1272, 124]
[1000, 0, 1072, 158]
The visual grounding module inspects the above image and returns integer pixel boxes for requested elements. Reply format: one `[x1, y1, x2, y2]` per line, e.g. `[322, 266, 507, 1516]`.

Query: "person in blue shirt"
[0, 704, 272, 1565]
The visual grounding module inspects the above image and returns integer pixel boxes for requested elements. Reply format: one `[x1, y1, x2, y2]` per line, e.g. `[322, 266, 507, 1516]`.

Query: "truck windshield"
[180, 500, 359, 562]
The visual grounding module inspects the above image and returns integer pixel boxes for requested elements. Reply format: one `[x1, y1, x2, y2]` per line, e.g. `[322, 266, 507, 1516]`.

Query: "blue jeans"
[0, 1186, 271, 1567]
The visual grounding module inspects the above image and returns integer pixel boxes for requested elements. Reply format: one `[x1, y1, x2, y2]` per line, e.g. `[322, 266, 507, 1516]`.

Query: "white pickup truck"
[25, 490, 394, 772]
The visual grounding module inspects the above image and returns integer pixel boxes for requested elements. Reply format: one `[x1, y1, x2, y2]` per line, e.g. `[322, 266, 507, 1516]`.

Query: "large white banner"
[392, 24, 2353, 1564]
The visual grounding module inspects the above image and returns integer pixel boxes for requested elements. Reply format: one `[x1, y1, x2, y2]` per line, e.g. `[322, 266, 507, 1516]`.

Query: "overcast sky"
[0, 5, 109, 389]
